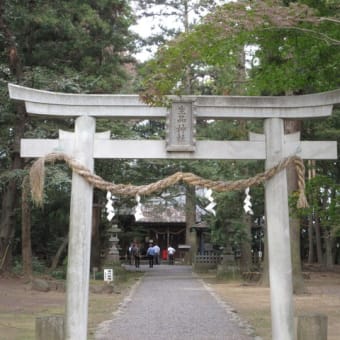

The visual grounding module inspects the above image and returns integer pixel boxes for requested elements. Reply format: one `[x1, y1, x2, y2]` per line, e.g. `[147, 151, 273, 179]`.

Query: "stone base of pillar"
[295, 313, 327, 340]
[36, 315, 64, 340]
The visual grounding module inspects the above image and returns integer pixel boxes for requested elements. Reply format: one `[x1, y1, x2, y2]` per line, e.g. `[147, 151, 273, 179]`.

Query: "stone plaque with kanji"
[166, 101, 195, 152]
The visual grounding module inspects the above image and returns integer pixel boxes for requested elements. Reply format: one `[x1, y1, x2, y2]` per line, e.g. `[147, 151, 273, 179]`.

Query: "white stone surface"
[265, 118, 295, 340]
[8, 83, 340, 118]
[21, 139, 337, 160]
[64, 116, 95, 340]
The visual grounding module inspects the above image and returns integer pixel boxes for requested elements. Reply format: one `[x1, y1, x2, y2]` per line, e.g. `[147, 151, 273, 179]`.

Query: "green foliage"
[0, 169, 28, 192]
[292, 175, 340, 235]
[4, 0, 136, 92]
[248, 27, 340, 95]
[51, 269, 67, 280]
[0, 0, 140, 269]
[12, 256, 48, 275]
[139, 0, 339, 103]
[307, 176, 340, 231]
[206, 170, 264, 248]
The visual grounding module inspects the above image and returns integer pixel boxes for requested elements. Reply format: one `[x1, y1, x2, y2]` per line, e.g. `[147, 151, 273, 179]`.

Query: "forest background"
[0, 0, 339, 294]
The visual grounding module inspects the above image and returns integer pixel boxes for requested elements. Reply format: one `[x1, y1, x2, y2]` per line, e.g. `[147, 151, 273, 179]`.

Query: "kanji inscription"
[166, 101, 195, 152]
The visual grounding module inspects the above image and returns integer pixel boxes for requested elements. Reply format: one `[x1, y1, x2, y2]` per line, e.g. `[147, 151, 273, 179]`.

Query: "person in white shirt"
[167, 245, 176, 265]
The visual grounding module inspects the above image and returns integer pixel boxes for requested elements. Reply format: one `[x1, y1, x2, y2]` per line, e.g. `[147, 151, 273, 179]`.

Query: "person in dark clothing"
[131, 243, 140, 268]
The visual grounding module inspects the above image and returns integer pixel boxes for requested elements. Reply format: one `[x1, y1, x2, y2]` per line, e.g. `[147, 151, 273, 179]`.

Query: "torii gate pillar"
[265, 118, 294, 340]
[66, 116, 95, 339]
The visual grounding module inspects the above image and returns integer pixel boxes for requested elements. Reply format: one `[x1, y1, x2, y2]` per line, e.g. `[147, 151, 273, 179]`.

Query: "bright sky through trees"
[130, 0, 237, 61]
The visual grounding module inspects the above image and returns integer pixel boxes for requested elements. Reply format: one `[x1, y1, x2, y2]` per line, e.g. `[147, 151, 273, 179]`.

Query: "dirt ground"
[0, 275, 134, 340]
[1, 267, 339, 340]
[205, 267, 340, 340]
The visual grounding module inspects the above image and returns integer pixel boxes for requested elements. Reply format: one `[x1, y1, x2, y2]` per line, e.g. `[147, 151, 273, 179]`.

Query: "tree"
[295, 175, 340, 266]
[21, 176, 32, 278]
[139, 0, 339, 103]
[246, 0, 339, 288]
[0, 0, 137, 272]
[136, 0, 339, 289]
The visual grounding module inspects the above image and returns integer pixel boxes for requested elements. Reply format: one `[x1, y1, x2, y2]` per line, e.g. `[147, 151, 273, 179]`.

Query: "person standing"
[153, 243, 160, 265]
[167, 245, 176, 265]
[131, 243, 140, 268]
[127, 242, 133, 265]
[146, 243, 155, 268]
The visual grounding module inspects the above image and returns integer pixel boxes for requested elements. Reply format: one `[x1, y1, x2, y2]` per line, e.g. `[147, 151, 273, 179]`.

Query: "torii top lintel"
[8, 84, 340, 119]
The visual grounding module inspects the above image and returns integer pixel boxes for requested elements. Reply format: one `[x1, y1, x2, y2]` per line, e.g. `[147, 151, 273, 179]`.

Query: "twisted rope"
[30, 152, 308, 208]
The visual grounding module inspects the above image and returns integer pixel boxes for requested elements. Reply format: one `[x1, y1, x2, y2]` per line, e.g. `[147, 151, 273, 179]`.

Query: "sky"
[130, 0, 238, 62]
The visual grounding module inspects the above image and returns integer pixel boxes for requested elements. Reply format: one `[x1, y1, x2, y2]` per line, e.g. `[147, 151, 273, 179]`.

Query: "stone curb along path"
[95, 265, 262, 340]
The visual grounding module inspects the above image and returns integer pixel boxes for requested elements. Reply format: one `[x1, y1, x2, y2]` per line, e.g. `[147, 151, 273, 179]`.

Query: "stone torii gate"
[8, 84, 339, 340]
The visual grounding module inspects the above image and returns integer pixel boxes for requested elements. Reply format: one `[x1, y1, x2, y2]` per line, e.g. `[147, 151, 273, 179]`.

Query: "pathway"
[95, 264, 260, 340]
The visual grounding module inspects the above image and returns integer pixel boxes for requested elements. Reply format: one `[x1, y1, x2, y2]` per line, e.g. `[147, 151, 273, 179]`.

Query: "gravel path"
[95, 264, 259, 340]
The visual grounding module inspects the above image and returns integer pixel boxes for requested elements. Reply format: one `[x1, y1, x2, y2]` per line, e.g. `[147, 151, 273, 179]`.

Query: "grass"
[0, 307, 64, 340]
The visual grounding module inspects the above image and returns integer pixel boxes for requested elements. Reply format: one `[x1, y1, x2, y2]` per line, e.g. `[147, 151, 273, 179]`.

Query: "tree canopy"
[139, 0, 340, 103]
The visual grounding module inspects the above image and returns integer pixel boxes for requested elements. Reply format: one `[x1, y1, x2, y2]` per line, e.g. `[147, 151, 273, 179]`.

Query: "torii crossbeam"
[8, 84, 339, 340]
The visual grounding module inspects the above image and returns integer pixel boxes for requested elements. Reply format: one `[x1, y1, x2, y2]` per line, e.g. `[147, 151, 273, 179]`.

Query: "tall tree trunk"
[234, 47, 246, 95]
[90, 204, 102, 269]
[284, 120, 305, 294]
[0, 180, 17, 272]
[21, 175, 32, 279]
[314, 214, 323, 265]
[307, 214, 314, 264]
[290, 214, 305, 293]
[240, 214, 252, 272]
[50, 235, 69, 272]
[259, 219, 270, 286]
[0, 103, 26, 272]
[325, 232, 334, 269]
[307, 160, 316, 264]
[185, 185, 196, 264]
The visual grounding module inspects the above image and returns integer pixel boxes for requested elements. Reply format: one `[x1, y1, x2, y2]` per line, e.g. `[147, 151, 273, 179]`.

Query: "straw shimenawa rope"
[29, 152, 309, 209]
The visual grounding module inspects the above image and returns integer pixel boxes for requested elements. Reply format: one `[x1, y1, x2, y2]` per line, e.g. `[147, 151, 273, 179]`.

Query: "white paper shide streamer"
[134, 194, 144, 221]
[243, 187, 254, 215]
[106, 191, 116, 221]
[205, 188, 216, 216]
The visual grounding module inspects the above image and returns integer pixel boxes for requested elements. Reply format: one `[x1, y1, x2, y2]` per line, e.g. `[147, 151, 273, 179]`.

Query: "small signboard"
[178, 244, 191, 251]
[166, 100, 196, 152]
[103, 268, 114, 282]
